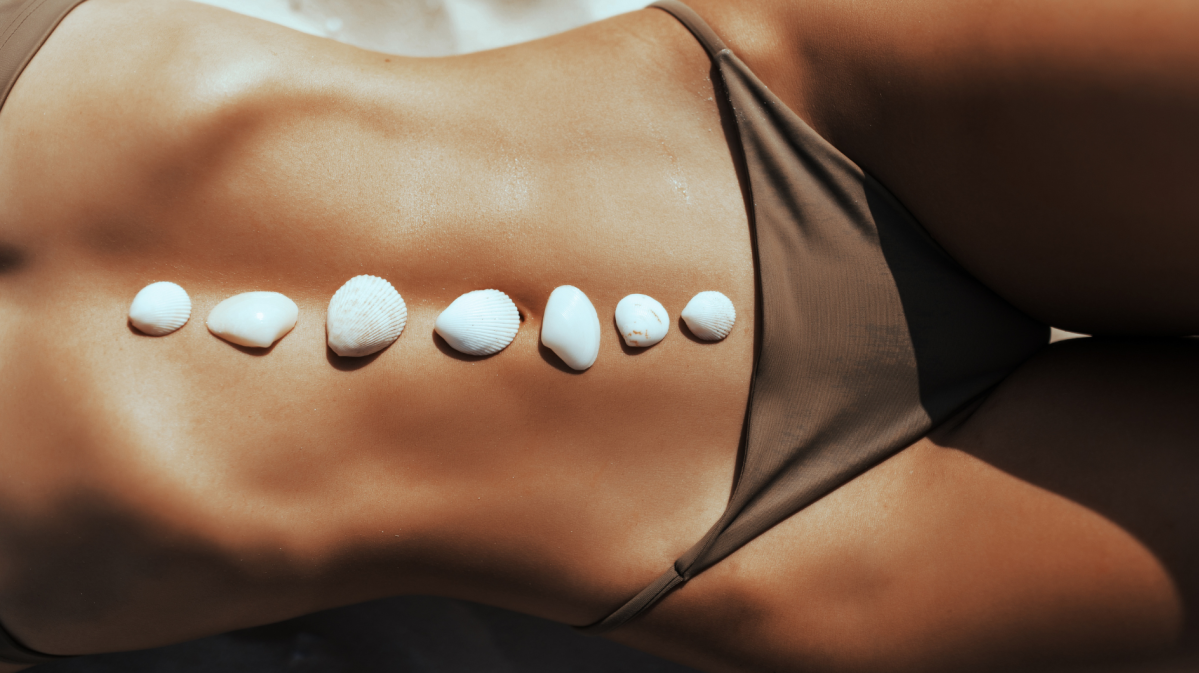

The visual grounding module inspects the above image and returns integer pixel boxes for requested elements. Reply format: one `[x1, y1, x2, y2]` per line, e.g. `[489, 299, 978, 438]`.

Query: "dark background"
[32, 597, 698, 673]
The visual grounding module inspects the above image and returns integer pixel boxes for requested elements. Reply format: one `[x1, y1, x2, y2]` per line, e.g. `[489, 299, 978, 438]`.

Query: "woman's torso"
[0, 0, 755, 652]
[0, 1, 1189, 670]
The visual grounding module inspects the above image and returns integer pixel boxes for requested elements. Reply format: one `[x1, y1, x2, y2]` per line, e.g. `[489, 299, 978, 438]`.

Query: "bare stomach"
[1, 1, 1191, 670]
[0, 0, 752, 653]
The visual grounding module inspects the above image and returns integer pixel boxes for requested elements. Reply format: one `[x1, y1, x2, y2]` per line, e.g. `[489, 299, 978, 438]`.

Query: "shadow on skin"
[325, 345, 384, 371]
[0, 493, 259, 656]
[127, 321, 152, 337]
[537, 340, 584, 375]
[0, 495, 434, 658]
[127, 320, 193, 339]
[933, 337, 1199, 665]
[225, 340, 279, 357]
[128, 319, 282, 360]
[432, 331, 492, 363]
[677, 316, 722, 345]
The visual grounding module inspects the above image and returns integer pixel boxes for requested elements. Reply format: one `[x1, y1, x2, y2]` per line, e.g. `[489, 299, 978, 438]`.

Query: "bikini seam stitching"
[0, 0, 58, 55]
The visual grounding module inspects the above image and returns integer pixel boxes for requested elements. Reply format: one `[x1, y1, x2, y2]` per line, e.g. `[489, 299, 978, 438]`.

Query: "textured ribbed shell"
[435, 289, 520, 357]
[615, 294, 669, 348]
[128, 281, 192, 336]
[326, 275, 408, 357]
[681, 291, 736, 341]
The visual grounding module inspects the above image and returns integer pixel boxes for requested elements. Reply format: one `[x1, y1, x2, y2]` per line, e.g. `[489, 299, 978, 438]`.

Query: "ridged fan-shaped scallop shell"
[435, 289, 520, 357]
[681, 291, 736, 341]
[326, 275, 407, 357]
[128, 281, 192, 336]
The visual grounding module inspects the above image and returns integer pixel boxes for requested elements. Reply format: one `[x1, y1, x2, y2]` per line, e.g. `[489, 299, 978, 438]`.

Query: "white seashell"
[540, 285, 601, 371]
[681, 291, 736, 341]
[435, 289, 520, 357]
[128, 281, 192, 336]
[326, 275, 407, 357]
[614, 294, 669, 348]
[207, 291, 299, 348]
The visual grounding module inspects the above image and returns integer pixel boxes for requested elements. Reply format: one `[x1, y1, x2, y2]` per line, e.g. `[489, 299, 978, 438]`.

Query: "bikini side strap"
[574, 1, 739, 637]
[1, 0, 90, 114]
[648, 0, 729, 58]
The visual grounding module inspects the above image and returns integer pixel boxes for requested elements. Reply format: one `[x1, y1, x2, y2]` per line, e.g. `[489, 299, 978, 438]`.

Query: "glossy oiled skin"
[1, 0, 1197, 671]
[0, 0, 753, 651]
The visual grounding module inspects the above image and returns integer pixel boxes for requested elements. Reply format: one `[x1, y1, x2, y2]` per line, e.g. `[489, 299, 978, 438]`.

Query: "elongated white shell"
[681, 291, 736, 341]
[207, 291, 298, 348]
[615, 294, 669, 348]
[128, 281, 191, 336]
[326, 275, 407, 357]
[435, 289, 520, 357]
[541, 285, 601, 370]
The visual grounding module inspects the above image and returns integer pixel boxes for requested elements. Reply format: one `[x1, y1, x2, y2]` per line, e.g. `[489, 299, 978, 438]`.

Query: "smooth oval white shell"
[540, 285, 601, 371]
[681, 291, 736, 341]
[615, 294, 669, 348]
[435, 289, 520, 357]
[207, 291, 299, 348]
[128, 281, 191, 336]
[326, 275, 407, 357]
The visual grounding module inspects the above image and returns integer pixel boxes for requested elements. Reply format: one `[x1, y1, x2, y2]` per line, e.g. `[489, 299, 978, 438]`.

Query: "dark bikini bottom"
[0, 0, 1048, 661]
[578, 0, 1047, 634]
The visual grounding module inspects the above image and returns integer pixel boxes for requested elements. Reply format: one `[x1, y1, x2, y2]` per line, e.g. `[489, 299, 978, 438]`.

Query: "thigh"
[615, 337, 1199, 672]
[692, 0, 1199, 335]
[817, 0, 1199, 336]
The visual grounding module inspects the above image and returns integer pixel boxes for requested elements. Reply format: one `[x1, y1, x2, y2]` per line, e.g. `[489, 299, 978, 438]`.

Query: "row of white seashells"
[127, 277, 736, 370]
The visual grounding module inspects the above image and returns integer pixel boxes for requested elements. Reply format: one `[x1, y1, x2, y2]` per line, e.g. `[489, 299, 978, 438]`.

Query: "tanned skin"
[0, 0, 1195, 671]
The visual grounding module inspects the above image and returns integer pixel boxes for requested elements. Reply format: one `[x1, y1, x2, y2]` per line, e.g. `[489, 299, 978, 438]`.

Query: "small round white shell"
[615, 294, 669, 348]
[681, 291, 736, 341]
[128, 281, 191, 336]
[207, 291, 298, 349]
[435, 289, 520, 357]
[327, 275, 408, 357]
[541, 285, 601, 371]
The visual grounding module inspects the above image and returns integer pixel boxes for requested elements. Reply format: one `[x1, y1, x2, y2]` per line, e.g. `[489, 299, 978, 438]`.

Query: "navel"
[0, 243, 27, 274]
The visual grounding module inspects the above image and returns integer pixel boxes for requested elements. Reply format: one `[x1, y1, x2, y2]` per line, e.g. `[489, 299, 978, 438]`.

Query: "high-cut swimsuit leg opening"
[577, 0, 1048, 635]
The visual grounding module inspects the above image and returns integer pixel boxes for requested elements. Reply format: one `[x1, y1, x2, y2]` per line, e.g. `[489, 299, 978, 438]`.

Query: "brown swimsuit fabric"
[577, 0, 1047, 634]
[0, 0, 1047, 660]
[0, 0, 85, 113]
